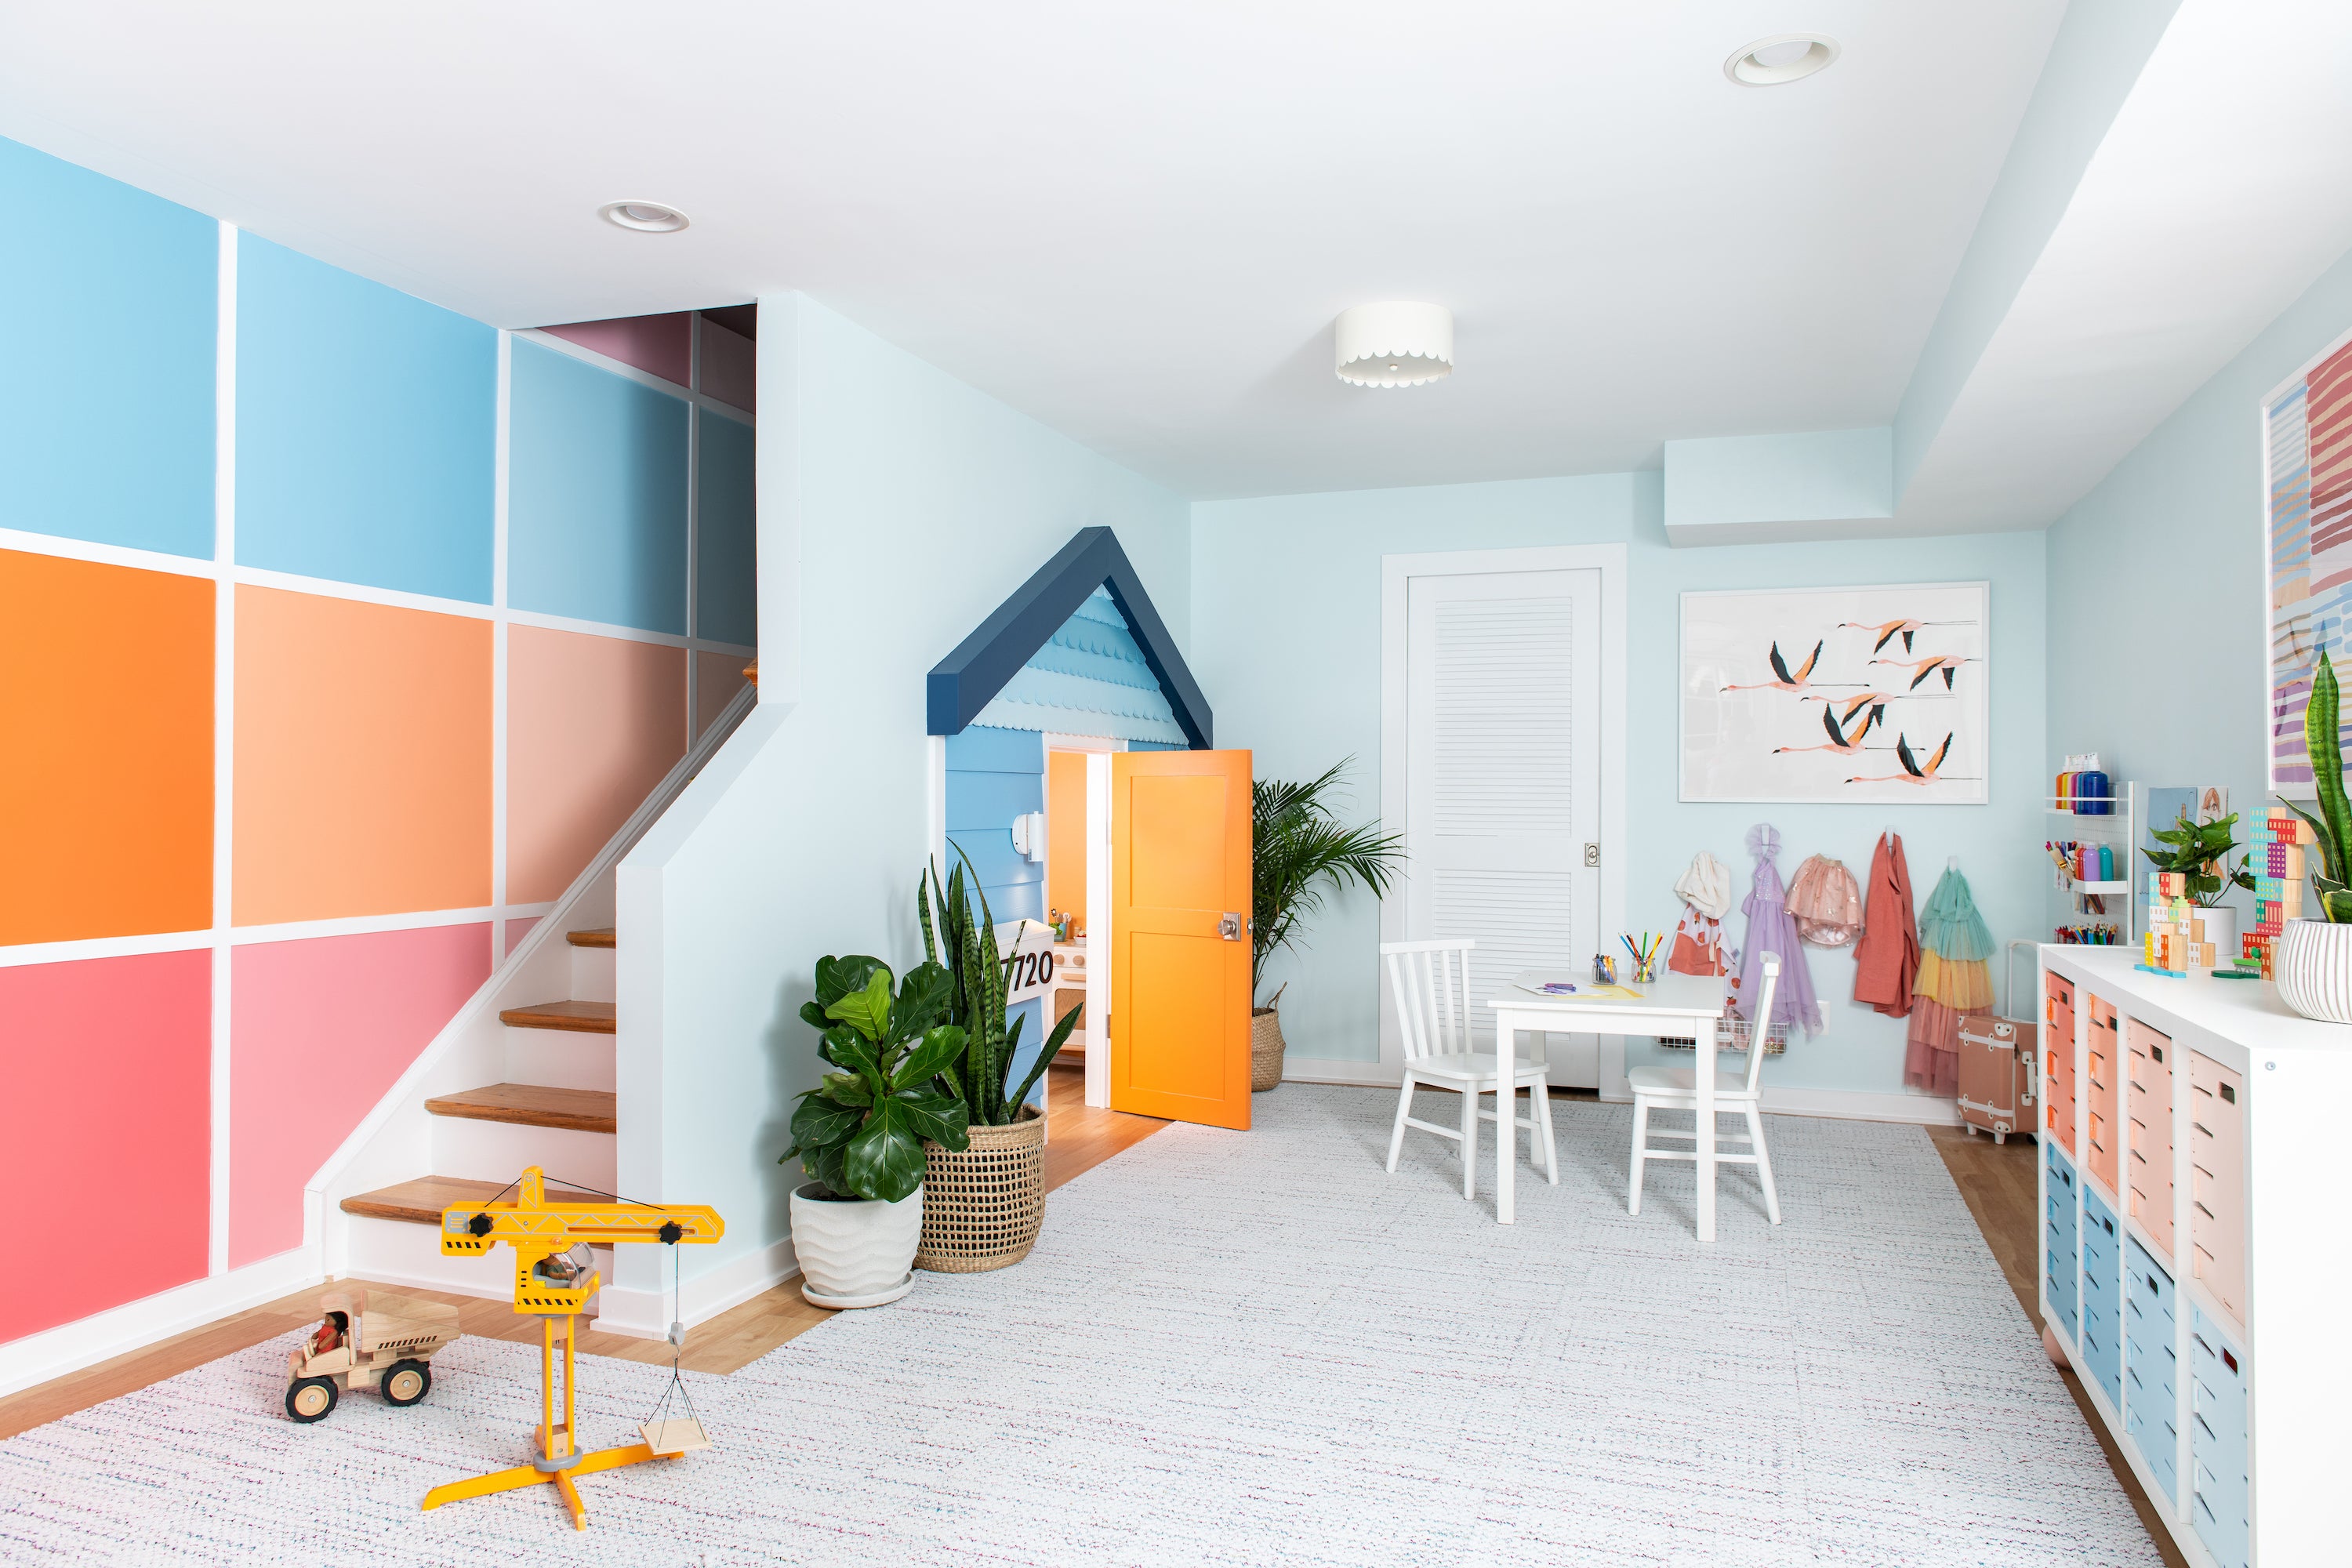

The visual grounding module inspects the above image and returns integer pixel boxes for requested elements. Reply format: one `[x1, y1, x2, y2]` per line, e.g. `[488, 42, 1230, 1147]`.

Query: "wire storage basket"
[915, 1107, 1047, 1272]
[1658, 1017, 1790, 1056]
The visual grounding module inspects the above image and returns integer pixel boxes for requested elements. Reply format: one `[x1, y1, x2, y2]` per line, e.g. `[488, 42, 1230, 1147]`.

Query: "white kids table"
[1489, 972, 1737, 1236]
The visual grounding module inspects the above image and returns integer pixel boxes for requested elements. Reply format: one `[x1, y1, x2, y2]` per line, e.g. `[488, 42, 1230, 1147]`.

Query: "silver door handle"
[1218, 912, 1243, 941]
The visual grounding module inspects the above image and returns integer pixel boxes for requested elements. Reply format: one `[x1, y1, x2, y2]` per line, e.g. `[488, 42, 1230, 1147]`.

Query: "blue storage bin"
[2123, 1239, 2179, 1504]
[2190, 1308, 2249, 1568]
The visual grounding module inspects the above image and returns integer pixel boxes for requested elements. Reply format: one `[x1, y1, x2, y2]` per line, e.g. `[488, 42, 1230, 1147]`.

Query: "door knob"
[1218, 912, 1243, 941]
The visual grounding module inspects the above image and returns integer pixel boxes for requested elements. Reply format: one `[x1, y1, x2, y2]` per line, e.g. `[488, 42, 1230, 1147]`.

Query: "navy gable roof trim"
[927, 527, 1211, 747]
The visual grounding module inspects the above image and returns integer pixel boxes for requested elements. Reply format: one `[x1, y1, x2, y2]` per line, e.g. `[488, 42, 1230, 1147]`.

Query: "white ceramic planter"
[2274, 918, 2352, 1023]
[790, 1182, 924, 1308]
[2197, 905, 2239, 970]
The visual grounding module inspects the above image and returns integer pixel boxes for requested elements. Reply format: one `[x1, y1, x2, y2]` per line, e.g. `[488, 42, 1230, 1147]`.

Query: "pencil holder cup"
[1632, 957, 1658, 984]
[1592, 954, 1618, 985]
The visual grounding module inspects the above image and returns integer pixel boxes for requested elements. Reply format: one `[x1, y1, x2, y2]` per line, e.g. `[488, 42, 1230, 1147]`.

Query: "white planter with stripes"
[2274, 918, 2352, 1023]
[790, 1182, 923, 1308]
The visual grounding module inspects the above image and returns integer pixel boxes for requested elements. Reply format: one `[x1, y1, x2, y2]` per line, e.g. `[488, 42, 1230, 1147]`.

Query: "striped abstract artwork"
[2269, 336, 2352, 788]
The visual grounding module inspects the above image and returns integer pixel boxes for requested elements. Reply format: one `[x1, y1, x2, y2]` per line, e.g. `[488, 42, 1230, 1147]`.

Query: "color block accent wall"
[0, 131, 757, 1352]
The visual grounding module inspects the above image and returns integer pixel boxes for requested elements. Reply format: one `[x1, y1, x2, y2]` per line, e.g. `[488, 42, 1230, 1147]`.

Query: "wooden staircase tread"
[567, 927, 615, 948]
[340, 1174, 604, 1225]
[423, 1083, 618, 1134]
[499, 1000, 616, 1033]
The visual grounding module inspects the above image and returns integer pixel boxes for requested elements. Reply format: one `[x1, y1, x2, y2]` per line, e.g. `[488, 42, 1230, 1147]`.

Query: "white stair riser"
[503, 1029, 617, 1091]
[430, 1116, 615, 1192]
[572, 946, 617, 1004]
[344, 1215, 614, 1305]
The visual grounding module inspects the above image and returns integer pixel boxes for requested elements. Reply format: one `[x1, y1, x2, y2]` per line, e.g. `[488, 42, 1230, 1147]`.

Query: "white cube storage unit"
[2038, 948, 2352, 1568]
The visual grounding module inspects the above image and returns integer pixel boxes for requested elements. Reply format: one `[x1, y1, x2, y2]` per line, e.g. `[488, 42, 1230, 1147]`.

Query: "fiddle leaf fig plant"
[2278, 648, 2352, 924]
[779, 955, 971, 1203]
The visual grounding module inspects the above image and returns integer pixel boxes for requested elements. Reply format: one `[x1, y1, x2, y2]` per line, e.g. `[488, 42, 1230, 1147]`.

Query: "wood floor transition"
[0, 1079, 2177, 1566]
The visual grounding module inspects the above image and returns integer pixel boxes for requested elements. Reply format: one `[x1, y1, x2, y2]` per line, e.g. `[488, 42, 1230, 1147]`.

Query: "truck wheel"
[381, 1359, 431, 1407]
[286, 1377, 339, 1422]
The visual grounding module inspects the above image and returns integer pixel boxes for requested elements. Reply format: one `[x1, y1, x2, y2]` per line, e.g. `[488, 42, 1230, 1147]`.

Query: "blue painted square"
[234, 234, 494, 600]
[0, 136, 216, 558]
[509, 339, 688, 633]
[694, 407, 756, 646]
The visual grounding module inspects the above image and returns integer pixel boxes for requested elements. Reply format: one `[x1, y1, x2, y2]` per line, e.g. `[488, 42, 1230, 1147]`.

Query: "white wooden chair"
[1381, 938, 1557, 1197]
[1628, 952, 1782, 1225]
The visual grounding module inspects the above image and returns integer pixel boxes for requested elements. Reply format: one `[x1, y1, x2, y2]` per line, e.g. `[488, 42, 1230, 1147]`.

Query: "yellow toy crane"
[419, 1167, 724, 1530]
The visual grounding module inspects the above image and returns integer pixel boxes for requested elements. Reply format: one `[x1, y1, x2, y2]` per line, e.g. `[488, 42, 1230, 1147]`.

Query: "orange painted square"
[0, 550, 212, 945]
[508, 625, 685, 904]
[234, 586, 491, 924]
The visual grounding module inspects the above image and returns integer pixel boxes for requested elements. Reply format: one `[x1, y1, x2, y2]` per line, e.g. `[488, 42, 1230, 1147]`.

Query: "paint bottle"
[2078, 769, 2110, 816]
[2099, 844, 2114, 883]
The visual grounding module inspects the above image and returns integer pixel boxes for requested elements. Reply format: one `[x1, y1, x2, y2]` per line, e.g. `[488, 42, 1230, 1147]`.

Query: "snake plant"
[919, 851, 1080, 1125]
[2279, 648, 2352, 923]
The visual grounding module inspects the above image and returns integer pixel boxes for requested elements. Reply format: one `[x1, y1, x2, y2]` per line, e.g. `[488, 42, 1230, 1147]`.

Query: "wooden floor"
[0, 1065, 1165, 1443]
[1926, 1125, 2187, 1568]
[0, 1087, 2176, 1566]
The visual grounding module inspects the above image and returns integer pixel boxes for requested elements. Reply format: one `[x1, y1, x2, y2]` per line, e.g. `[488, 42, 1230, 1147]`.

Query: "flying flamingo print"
[1774, 699, 1883, 756]
[1847, 731, 1954, 786]
[1722, 639, 1833, 693]
[1871, 653, 1974, 691]
[1839, 617, 1969, 655]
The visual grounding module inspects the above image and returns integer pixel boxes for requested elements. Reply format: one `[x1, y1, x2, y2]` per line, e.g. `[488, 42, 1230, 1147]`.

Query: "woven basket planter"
[915, 1108, 1046, 1273]
[1250, 1007, 1286, 1091]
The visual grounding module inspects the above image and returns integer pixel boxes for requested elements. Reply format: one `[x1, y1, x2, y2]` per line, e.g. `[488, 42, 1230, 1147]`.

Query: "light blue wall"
[2049, 242, 2352, 862]
[235, 235, 496, 601]
[946, 724, 1045, 925]
[628, 292, 1190, 1282]
[1190, 474, 2048, 1097]
[694, 407, 758, 646]
[0, 135, 217, 560]
[508, 338, 690, 632]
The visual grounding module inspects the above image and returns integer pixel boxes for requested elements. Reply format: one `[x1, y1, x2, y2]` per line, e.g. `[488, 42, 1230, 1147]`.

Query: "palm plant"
[919, 853, 1080, 1123]
[1253, 760, 1406, 1006]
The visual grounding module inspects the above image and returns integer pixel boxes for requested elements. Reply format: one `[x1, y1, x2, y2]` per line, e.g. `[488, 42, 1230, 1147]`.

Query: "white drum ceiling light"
[1724, 34, 1839, 86]
[1334, 301, 1454, 388]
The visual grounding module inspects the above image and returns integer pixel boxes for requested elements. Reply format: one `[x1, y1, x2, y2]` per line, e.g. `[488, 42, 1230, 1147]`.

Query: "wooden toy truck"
[285, 1289, 462, 1422]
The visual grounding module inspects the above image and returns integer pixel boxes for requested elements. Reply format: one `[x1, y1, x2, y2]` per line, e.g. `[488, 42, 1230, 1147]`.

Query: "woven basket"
[1250, 1007, 1286, 1091]
[915, 1109, 1046, 1273]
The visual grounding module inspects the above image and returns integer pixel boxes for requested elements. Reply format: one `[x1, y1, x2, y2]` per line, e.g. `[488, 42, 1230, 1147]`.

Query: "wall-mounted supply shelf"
[2044, 784, 2143, 945]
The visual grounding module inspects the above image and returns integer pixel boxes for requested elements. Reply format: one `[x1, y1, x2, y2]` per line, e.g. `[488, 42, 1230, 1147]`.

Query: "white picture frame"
[1679, 582, 1990, 804]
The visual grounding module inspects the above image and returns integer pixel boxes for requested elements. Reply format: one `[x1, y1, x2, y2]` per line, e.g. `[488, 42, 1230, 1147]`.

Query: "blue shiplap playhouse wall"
[932, 530, 1208, 1103]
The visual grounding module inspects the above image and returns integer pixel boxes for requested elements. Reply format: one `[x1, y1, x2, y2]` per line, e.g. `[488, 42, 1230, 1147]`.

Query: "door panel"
[1402, 568, 1601, 1054]
[1110, 749, 1252, 1129]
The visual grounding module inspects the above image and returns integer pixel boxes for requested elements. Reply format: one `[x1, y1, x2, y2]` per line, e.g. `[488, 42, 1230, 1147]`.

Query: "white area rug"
[1, 1088, 2158, 1566]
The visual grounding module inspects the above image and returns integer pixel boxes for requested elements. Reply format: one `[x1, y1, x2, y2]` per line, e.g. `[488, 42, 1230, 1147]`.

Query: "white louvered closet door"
[1403, 568, 1602, 1065]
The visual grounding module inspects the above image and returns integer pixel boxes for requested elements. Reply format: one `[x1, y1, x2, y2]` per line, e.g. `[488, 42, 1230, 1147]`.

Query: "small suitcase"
[1956, 941, 2042, 1142]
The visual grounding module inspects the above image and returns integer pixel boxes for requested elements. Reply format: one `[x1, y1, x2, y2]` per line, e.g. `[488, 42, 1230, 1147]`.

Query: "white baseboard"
[1756, 1085, 1962, 1125]
[594, 1236, 800, 1341]
[1279, 1062, 1961, 1127]
[0, 1247, 324, 1401]
[1276, 1059, 1394, 1088]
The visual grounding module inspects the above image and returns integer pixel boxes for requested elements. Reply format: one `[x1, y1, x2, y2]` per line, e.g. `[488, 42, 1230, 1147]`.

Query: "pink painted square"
[0, 950, 211, 1340]
[507, 626, 687, 905]
[699, 318, 756, 412]
[230, 924, 492, 1266]
[536, 314, 691, 390]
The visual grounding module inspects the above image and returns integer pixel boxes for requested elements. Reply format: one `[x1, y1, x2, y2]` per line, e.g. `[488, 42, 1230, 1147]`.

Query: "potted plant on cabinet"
[2139, 808, 2254, 968]
[779, 956, 970, 1307]
[909, 856, 1080, 1272]
[2277, 648, 2352, 1021]
[1250, 761, 1406, 1090]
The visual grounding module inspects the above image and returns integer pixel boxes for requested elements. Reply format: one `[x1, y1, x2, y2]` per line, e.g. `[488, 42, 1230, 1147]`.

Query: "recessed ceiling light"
[600, 201, 690, 234]
[1725, 34, 1839, 86]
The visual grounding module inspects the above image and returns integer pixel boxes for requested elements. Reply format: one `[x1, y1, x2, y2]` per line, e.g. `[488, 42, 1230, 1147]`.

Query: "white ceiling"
[1, 2, 2067, 500]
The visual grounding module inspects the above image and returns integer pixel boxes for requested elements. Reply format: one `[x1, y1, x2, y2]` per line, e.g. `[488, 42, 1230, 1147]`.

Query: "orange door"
[1109, 749, 1253, 1129]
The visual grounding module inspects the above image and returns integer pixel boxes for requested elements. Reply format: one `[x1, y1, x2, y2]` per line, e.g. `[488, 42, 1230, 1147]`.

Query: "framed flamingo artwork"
[1679, 582, 1989, 804]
